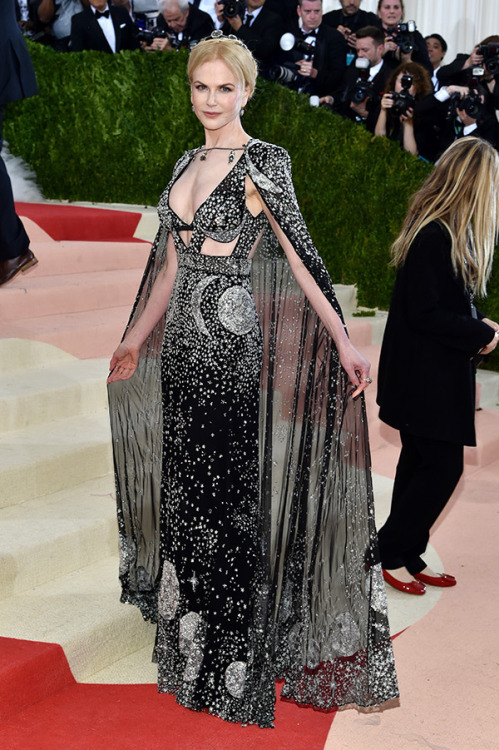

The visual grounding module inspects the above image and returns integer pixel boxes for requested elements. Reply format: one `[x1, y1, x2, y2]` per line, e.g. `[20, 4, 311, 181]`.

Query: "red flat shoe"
[414, 572, 456, 587]
[382, 569, 426, 595]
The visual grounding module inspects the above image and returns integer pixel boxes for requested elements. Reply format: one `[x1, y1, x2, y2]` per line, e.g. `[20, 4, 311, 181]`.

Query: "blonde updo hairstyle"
[187, 36, 258, 100]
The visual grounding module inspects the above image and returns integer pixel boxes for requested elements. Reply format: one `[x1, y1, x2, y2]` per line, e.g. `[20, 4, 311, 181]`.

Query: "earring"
[192, 105, 195, 112]
[240, 108, 245, 116]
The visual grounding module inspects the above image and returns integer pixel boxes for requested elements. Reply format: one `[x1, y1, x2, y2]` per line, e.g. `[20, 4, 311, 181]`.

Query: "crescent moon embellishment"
[191, 275, 218, 337]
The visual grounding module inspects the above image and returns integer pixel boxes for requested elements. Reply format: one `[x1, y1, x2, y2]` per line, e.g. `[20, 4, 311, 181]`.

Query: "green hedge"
[5, 42, 499, 369]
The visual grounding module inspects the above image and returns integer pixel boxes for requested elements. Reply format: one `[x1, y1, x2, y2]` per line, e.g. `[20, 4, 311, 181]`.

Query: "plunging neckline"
[168, 139, 253, 228]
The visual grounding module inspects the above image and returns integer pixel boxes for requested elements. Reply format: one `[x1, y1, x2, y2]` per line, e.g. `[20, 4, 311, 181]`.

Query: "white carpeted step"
[0, 353, 109, 432]
[0, 556, 156, 681]
[0, 475, 117, 599]
[0, 306, 130, 359]
[0, 410, 112, 509]
[0, 269, 144, 321]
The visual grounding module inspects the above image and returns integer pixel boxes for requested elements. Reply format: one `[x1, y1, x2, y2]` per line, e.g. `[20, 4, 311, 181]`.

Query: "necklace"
[195, 145, 247, 163]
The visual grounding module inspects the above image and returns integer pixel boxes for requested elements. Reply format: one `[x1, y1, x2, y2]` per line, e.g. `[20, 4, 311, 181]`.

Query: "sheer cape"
[108, 139, 398, 711]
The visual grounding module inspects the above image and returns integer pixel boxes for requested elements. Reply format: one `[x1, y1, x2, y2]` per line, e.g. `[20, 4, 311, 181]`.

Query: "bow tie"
[302, 27, 317, 36]
[95, 9, 110, 19]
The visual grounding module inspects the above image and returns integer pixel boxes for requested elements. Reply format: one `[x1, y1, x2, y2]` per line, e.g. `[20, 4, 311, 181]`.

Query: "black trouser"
[377, 431, 464, 575]
[0, 152, 30, 261]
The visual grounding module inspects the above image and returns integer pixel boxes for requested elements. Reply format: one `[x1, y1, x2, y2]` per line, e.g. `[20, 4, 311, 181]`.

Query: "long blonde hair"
[391, 137, 499, 295]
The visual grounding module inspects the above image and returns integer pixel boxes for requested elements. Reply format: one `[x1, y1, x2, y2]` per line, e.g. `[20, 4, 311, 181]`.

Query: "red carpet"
[0, 638, 335, 750]
[14, 203, 144, 242]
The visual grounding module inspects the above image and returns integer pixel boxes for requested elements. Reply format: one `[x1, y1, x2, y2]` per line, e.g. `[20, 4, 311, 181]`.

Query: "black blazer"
[279, 22, 347, 96]
[381, 27, 433, 76]
[377, 222, 495, 446]
[437, 53, 470, 87]
[221, 6, 283, 66]
[70, 6, 139, 53]
[0, 0, 38, 107]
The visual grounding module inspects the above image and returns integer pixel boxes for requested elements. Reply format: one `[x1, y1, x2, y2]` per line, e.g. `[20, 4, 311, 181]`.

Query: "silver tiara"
[205, 29, 249, 49]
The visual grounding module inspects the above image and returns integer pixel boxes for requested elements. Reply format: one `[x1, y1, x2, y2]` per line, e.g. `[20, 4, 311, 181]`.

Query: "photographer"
[143, 0, 213, 52]
[426, 76, 499, 155]
[374, 61, 433, 158]
[438, 36, 499, 113]
[376, 0, 432, 76]
[274, 0, 347, 97]
[323, 0, 378, 53]
[425, 33, 447, 91]
[332, 25, 390, 131]
[215, 0, 283, 67]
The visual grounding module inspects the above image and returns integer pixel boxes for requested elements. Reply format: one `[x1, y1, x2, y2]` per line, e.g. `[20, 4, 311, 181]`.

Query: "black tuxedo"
[278, 22, 347, 97]
[221, 6, 283, 66]
[323, 8, 379, 33]
[70, 6, 139, 53]
[1, 0, 36, 262]
[156, 6, 213, 48]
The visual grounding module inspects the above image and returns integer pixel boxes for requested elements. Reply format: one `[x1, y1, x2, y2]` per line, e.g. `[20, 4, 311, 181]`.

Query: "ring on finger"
[363, 377, 373, 384]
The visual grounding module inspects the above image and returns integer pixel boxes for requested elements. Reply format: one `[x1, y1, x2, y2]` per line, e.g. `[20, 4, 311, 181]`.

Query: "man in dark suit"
[323, 0, 378, 52]
[333, 25, 390, 131]
[0, 0, 38, 286]
[145, 0, 213, 52]
[70, 0, 139, 52]
[276, 0, 347, 97]
[216, 0, 283, 68]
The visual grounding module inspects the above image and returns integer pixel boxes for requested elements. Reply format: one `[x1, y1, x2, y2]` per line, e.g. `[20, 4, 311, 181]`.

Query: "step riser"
[28, 241, 151, 276]
[65, 609, 155, 682]
[0, 516, 118, 599]
[0, 440, 113, 508]
[0, 379, 108, 432]
[0, 317, 129, 360]
[0, 276, 141, 321]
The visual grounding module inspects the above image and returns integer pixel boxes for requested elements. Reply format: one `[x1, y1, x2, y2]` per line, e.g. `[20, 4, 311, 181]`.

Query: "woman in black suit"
[377, 137, 499, 594]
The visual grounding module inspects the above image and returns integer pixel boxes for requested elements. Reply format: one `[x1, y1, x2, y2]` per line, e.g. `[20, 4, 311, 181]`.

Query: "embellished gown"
[108, 138, 398, 727]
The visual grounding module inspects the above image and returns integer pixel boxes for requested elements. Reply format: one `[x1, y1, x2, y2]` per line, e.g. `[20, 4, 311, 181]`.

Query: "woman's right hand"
[381, 93, 394, 110]
[107, 341, 140, 383]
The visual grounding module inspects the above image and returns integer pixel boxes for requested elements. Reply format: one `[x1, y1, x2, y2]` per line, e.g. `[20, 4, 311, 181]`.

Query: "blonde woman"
[377, 137, 499, 595]
[107, 32, 398, 726]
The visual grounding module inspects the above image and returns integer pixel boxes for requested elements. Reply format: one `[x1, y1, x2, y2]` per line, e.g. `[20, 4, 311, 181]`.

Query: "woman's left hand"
[338, 341, 372, 398]
[400, 107, 414, 124]
[482, 317, 499, 332]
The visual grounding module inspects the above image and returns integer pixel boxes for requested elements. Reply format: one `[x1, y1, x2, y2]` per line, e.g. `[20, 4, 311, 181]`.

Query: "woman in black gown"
[108, 32, 398, 727]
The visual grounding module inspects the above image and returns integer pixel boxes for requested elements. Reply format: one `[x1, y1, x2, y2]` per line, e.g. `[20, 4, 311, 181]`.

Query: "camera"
[279, 32, 316, 58]
[221, 0, 245, 19]
[386, 20, 417, 55]
[267, 63, 300, 86]
[388, 73, 415, 116]
[135, 11, 168, 44]
[478, 42, 499, 75]
[449, 68, 484, 119]
[136, 26, 168, 44]
[346, 58, 375, 104]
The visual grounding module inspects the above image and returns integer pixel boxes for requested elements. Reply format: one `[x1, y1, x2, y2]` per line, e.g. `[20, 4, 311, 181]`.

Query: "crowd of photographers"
[15, 0, 499, 161]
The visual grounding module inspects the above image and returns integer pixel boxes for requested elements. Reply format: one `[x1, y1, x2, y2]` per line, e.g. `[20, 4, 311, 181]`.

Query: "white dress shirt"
[92, 5, 117, 53]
